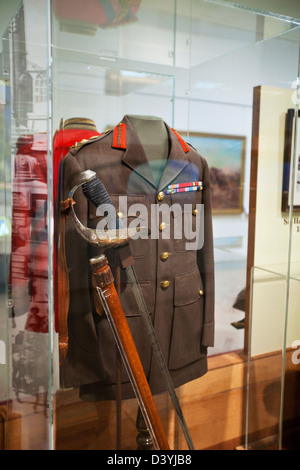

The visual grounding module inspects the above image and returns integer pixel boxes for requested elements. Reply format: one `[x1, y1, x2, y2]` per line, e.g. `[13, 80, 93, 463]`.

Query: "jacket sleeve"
[62, 151, 89, 297]
[197, 157, 215, 350]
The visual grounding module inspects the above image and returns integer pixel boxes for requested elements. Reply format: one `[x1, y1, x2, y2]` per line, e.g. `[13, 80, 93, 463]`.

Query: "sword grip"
[80, 170, 122, 230]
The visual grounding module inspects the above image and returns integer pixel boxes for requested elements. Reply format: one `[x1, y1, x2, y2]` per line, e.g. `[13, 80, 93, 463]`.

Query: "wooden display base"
[0, 402, 21, 450]
[54, 349, 300, 450]
[1, 348, 299, 449]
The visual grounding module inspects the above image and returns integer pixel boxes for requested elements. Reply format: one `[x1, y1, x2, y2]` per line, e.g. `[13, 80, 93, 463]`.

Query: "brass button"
[192, 208, 198, 216]
[117, 211, 123, 219]
[161, 280, 170, 289]
[157, 191, 165, 201]
[159, 222, 166, 232]
[160, 252, 169, 261]
[199, 289, 204, 296]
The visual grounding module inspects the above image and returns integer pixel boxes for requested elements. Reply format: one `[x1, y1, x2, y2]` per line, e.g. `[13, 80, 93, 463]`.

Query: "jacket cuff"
[201, 322, 214, 348]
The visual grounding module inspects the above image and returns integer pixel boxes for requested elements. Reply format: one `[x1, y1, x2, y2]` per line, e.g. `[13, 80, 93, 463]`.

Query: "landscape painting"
[282, 108, 300, 212]
[180, 132, 246, 214]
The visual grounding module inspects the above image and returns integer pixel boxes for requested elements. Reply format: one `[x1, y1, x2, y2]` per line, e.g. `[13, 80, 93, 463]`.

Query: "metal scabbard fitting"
[90, 255, 114, 288]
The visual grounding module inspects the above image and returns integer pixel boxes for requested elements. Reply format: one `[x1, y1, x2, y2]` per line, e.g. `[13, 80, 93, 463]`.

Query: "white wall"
[250, 86, 300, 356]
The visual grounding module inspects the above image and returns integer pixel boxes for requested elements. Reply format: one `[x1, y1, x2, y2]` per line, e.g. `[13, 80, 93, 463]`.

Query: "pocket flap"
[171, 190, 202, 215]
[174, 269, 203, 306]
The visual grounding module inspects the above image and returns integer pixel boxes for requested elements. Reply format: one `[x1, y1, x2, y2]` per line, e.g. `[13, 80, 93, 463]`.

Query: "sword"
[69, 169, 194, 451]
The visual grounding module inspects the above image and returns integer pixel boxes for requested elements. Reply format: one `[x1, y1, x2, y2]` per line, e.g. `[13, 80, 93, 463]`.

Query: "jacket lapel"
[157, 125, 189, 192]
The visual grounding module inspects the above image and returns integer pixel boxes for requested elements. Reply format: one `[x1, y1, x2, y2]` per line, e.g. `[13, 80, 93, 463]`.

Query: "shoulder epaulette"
[186, 141, 197, 151]
[69, 128, 112, 155]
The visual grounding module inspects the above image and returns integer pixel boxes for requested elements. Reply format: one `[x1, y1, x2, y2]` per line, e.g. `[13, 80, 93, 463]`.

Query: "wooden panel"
[244, 85, 261, 353]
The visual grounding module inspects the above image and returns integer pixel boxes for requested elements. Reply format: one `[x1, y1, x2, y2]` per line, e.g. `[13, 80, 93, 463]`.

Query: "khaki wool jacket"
[61, 115, 215, 401]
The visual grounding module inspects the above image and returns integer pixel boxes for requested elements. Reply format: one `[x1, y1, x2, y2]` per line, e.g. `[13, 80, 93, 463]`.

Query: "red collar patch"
[112, 123, 126, 149]
[170, 128, 189, 153]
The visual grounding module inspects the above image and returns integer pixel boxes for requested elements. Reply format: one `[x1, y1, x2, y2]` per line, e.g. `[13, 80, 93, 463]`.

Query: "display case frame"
[0, 0, 300, 451]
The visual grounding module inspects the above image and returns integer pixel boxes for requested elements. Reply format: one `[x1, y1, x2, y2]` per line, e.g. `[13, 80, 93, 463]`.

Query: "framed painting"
[282, 108, 300, 212]
[180, 131, 246, 214]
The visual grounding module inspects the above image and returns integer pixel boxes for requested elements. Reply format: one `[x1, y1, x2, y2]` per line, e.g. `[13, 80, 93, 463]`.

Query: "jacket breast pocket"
[168, 268, 204, 370]
[171, 191, 203, 253]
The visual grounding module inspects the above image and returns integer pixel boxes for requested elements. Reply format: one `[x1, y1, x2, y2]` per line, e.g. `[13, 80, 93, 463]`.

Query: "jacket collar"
[112, 115, 190, 192]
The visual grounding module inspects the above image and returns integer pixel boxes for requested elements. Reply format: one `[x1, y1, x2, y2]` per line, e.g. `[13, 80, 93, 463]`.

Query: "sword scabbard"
[90, 255, 170, 451]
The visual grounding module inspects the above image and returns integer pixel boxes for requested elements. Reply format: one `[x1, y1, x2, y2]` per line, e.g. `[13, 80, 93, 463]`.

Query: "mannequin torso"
[127, 115, 169, 185]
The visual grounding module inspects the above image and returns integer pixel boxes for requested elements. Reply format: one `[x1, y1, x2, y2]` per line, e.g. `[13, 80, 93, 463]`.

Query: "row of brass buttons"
[157, 190, 202, 294]
[157, 191, 169, 289]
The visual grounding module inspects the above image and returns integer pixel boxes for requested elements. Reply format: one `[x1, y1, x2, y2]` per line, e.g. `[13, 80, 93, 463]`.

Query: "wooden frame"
[244, 86, 261, 354]
[282, 108, 300, 213]
[180, 131, 246, 214]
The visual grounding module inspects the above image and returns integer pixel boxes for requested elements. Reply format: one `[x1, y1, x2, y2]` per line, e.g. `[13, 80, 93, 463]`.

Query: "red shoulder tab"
[112, 123, 126, 149]
[171, 128, 189, 153]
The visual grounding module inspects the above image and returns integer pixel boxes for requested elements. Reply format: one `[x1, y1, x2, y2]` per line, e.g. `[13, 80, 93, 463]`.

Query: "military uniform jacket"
[61, 115, 215, 401]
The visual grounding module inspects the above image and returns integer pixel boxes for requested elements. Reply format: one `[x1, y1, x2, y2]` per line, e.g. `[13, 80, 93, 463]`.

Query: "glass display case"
[0, 0, 300, 451]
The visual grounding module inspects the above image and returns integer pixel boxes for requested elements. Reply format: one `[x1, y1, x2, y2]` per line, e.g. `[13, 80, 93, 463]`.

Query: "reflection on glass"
[52, 0, 142, 34]
[10, 133, 48, 333]
[1, 0, 51, 450]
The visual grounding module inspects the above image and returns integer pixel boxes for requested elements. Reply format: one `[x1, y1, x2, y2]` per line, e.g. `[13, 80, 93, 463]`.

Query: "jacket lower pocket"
[168, 269, 204, 370]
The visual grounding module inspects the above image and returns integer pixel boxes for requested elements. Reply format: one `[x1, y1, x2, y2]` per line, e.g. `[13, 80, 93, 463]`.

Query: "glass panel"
[50, 0, 300, 451]
[0, 27, 10, 451]
[242, 28, 300, 449]
[246, 267, 288, 450]
[51, 0, 177, 452]
[281, 63, 300, 449]
[185, 3, 300, 359]
[181, 1, 300, 450]
[51, 0, 176, 67]
[176, 0, 300, 70]
[0, 0, 52, 450]
[1, 0, 299, 452]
